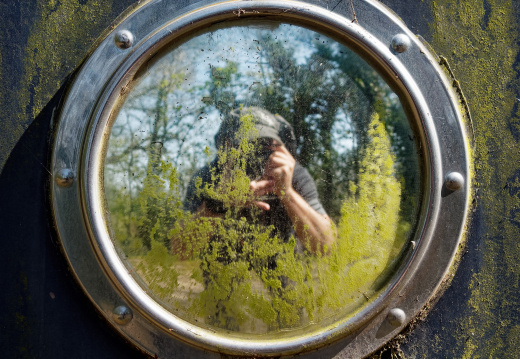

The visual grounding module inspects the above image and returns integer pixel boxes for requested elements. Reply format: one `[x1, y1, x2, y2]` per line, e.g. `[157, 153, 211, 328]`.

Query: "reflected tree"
[103, 24, 420, 334]
[105, 50, 206, 252]
[248, 32, 398, 219]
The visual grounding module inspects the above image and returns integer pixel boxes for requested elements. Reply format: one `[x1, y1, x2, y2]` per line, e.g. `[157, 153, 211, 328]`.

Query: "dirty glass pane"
[103, 21, 421, 336]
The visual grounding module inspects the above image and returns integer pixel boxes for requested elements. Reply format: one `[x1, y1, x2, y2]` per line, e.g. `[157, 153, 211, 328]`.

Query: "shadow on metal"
[0, 87, 147, 359]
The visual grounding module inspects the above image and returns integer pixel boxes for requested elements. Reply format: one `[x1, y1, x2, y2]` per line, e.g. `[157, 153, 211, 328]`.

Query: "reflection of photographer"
[184, 107, 335, 254]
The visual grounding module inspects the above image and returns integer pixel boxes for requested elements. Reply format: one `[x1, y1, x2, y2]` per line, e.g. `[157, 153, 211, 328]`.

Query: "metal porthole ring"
[51, 0, 470, 357]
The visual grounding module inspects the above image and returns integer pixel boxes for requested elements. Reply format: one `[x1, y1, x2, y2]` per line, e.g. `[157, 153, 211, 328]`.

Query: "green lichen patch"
[19, 0, 114, 121]
[423, 0, 520, 357]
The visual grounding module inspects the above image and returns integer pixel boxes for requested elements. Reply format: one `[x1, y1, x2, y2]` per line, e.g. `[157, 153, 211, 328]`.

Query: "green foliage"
[103, 26, 416, 335]
[136, 237, 180, 298]
[199, 109, 258, 210]
[107, 109, 409, 334]
[105, 187, 142, 254]
[206, 61, 240, 114]
[137, 158, 183, 251]
[331, 113, 405, 297]
[209, 31, 419, 222]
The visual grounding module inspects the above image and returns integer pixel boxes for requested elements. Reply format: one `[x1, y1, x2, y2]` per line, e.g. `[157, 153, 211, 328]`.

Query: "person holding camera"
[184, 107, 335, 254]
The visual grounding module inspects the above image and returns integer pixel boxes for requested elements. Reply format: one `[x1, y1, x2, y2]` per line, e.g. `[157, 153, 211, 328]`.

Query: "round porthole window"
[51, 0, 470, 358]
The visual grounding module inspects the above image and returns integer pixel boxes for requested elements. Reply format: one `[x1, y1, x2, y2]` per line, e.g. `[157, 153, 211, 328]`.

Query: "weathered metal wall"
[0, 0, 518, 358]
[388, 1, 520, 357]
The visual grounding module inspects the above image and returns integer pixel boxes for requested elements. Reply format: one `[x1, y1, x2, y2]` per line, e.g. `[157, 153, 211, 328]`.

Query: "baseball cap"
[215, 107, 296, 154]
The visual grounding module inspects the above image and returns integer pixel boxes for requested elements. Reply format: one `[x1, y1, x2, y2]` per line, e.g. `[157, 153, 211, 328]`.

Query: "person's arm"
[280, 187, 335, 255]
[250, 144, 335, 255]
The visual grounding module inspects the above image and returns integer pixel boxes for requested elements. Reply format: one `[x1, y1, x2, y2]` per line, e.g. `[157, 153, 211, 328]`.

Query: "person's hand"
[264, 143, 295, 197]
[249, 178, 274, 211]
[249, 142, 295, 210]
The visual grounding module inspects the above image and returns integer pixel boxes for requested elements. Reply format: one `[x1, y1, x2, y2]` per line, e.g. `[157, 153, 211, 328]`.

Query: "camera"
[246, 138, 274, 180]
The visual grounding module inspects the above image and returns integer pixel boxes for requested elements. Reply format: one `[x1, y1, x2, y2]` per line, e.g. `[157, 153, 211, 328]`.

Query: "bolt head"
[113, 305, 133, 325]
[391, 34, 411, 53]
[55, 169, 75, 187]
[387, 308, 406, 327]
[445, 172, 464, 191]
[115, 30, 134, 49]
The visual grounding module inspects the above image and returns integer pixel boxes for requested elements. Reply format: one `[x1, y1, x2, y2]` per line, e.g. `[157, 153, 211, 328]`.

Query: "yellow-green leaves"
[110, 109, 408, 334]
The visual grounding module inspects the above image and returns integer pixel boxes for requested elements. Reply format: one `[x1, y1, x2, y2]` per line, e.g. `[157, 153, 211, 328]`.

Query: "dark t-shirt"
[184, 158, 325, 241]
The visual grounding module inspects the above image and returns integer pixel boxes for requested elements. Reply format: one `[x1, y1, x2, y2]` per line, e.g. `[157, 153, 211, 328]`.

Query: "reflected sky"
[106, 23, 363, 199]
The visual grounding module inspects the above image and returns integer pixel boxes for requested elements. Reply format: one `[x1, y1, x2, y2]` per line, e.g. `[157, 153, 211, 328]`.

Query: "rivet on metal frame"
[50, 0, 470, 356]
[387, 308, 406, 327]
[114, 30, 135, 49]
[391, 34, 411, 53]
[445, 172, 464, 191]
[55, 168, 75, 187]
[113, 305, 133, 325]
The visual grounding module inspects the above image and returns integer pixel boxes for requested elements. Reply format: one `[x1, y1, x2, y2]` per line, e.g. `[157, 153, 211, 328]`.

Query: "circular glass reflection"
[103, 21, 420, 335]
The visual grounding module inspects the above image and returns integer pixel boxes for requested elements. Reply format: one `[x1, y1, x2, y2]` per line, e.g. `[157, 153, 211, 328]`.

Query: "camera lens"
[246, 139, 272, 179]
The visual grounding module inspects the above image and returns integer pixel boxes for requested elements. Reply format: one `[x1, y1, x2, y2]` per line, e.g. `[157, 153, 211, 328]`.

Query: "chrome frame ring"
[51, 0, 470, 357]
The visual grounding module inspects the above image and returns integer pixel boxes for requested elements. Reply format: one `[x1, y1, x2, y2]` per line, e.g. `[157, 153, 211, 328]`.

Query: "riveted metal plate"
[51, 0, 470, 357]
